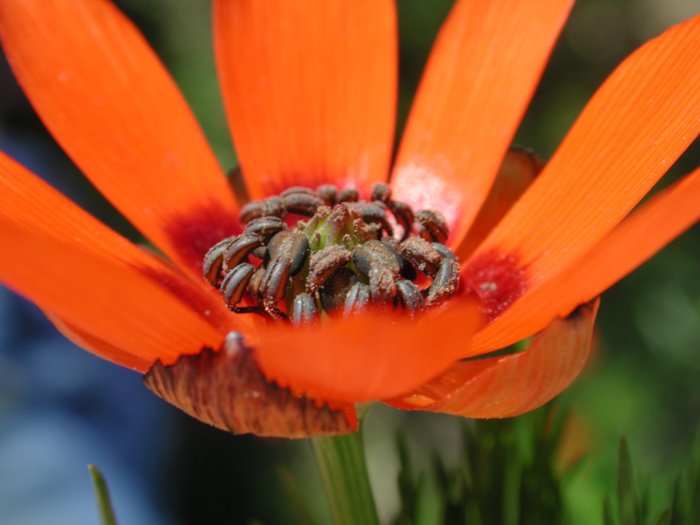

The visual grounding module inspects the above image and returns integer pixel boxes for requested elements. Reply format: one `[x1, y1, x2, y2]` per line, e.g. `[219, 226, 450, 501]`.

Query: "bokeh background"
[0, 1, 698, 524]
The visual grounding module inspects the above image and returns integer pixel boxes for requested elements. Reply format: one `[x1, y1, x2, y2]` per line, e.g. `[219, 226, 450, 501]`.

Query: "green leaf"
[689, 439, 700, 522]
[87, 465, 118, 525]
[603, 496, 616, 525]
[393, 434, 418, 525]
[653, 509, 671, 525]
[413, 474, 441, 525]
[502, 456, 521, 525]
[638, 479, 650, 523]
[617, 438, 637, 525]
[277, 467, 315, 525]
[666, 477, 681, 525]
[561, 454, 588, 485]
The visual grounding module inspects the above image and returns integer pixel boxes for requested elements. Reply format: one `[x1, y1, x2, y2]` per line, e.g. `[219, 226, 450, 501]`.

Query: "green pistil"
[300, 203, 376, 252]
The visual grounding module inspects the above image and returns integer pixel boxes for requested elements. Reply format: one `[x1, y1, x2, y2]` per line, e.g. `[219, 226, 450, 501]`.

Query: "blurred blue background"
[0, 1, 698, 524]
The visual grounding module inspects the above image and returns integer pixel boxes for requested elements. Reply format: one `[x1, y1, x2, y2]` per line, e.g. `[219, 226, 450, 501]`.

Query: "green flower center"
[202, 183, 460, 323]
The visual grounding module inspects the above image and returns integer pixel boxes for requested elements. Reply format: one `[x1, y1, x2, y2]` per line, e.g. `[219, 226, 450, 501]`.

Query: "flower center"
[202, 183, 460, 323]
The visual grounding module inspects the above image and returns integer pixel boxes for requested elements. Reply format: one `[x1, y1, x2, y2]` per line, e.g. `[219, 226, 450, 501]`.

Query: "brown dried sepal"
[143, 334, 357, 438]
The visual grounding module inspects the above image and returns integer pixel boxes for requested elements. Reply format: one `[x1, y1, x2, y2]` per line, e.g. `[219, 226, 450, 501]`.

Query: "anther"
[243, 216, 287, 240]
[388, 200, 415, 240]
[316, 184, 338, 206]
[318, 268, 357, 313]
[349, 202, 393, 237]
[202, 237, 234, 286]
[370, 182, 392, 203]
[281, 191, 324, 216]
[431, 242, 458, 261]
[307, 245, 352, 294]
[398, 236, 442, 276]
[223, 234, 266, 271]
[267, 231, 310, 277]
[240, 196, 286, 224]
[281, 186, 317, 198]
[221, 263, 256, 307]
[292, 293, 317, 325]
[368, 267, 397, 302]
[416, 209, 449, 244]
[260, 257, 292, 311]
[352, 239, 401, 278]
[337, 188, 359, 203]
[246, 267, 265, 300]
[380, 237, 416, 280]
[344, 281, 371, 314]
[396, 279, 424, 313]
[252, 246, 267, 259]
[352, 240, 401, 302]
[427, 257, 460, 306]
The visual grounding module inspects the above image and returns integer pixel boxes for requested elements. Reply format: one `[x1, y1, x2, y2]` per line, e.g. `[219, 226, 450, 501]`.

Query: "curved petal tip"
[388, 298, 600, 418]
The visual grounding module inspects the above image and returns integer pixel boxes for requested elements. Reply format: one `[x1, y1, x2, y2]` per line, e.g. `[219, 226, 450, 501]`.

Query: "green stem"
[88, 464, 118, 525]
[312, 431, 380, 525]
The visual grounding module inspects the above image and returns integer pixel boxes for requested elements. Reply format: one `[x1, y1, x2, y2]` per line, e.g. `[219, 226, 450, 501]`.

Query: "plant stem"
[311, 431, 380, 525]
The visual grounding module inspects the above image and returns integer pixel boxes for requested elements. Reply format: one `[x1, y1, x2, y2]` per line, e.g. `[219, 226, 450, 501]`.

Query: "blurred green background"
[0, 1, 698, 523]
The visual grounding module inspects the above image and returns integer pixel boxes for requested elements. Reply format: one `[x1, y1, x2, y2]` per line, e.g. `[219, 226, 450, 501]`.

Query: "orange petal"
[1, 223, 226, 370]
[456, 148, 542, 259]
[391, 0, 573, 247]
[0, 151, 236, 331]
[0, 152, 243, 369]
[214, 0, 397, 198]
[470, 166, 700, 353]
[0, 0, 240, 276]
[470, 14, 700, 291]
[253, 299, 483, 403]
[48, 315, 152, 372]
[388, 299, 599, 418]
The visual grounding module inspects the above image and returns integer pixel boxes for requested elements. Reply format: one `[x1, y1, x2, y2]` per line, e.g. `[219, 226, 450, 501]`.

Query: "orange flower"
[0, 1, 699, 438]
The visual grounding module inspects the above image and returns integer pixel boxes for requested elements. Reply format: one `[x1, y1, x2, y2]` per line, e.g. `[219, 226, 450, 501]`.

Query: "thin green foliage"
[617, 439, 640, 525]
[393, 406, 568, 525]
[392, 410, 700, 525]
[87, 464, 118, 525]
[394, 433, 427, 525]
[603, 436, 700, 525]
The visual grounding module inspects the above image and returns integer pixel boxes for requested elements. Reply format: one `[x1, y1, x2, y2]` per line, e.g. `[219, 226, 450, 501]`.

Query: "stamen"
[307, 245, 353, 294]
[352, 239, 400, 302]
[202, 183, 461, 323]
[279, 187, 323, 216]
[396, 280, 424, 313]
[416, 209, 449, 244]
[370, 182, 392, 203]
[203, 237, 234, 286]
[398, 237, 442, 276]
[337, 188, 359, 203]
[240, 196, 286, 223]
[244, 216, 287, 240]
[427, 258, 460, 306]
[316, 184, 337, 206]
[224, 234, 266, 271]
[221, 263, 255, 306]
[292, 293, 317, 325]
[344, 281, 370, 314]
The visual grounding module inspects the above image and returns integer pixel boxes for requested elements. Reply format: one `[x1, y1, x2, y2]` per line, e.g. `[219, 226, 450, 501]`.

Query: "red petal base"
[144, 333, 358, 438]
